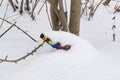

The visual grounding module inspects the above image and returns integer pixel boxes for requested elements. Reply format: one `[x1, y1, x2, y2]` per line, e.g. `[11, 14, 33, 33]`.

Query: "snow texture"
[1, 0, 120, 80]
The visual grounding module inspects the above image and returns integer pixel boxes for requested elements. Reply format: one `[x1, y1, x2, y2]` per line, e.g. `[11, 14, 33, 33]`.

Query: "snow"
[1, 1, 120, 80]
[0, 31, 100, 80]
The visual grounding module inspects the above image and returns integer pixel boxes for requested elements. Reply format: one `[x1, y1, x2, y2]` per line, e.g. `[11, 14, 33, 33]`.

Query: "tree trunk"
[20, 0, 24, 14]
[58, 0, 68, 31]
[69, 0, 81, 36]
[50, 0, 59, 31]
[49, 0, 68, 31]
[26, 0, 30, 11]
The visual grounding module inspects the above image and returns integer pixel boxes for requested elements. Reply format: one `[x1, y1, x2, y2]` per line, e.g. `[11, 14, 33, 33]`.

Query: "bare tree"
[48, 0, 81, 35]
[49, 0, 68, 31]
[50, 0, 59, 31]
[69, 0, 81, 36]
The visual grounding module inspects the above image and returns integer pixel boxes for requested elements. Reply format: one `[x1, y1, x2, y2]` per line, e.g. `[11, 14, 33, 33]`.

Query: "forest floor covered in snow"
[1, 1, 120, 80]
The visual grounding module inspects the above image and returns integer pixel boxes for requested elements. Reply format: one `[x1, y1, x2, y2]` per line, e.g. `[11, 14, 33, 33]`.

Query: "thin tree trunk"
[26, 0, 30, 11]
[58, 0, 68, 31]
[20, 0, 24, 14]
[50, 0, 59, 30]
[69, 0, 81, 36]
[31, 0, 40, 20]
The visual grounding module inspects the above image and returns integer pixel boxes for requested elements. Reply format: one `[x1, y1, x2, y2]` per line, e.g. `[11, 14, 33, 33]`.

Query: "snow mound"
[1, 31, 100, 80]
[43, 31, 99, 61]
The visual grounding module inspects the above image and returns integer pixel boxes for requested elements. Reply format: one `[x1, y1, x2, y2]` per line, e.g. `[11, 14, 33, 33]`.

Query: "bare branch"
[0, 42, 44, 63]
[80, 0, 89, 18]
[88, 0, 103, 20]
[0, 22, 16, 38]
[0, 3, 8, 28]
[45, 2, 52, 29]
[0, 17, 38, 42]
[8, 0, 17, 12]
[31, 0, 40, 20]
[38, 0, 47, 14]
[93, 0, 104, 16]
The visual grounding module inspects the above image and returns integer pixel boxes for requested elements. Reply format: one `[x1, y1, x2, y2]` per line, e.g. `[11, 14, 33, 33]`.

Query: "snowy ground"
[1, 1, 120, 80]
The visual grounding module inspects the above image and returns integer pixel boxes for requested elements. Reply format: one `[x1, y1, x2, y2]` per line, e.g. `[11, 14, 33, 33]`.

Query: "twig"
[31, 0, 40, 20]
[37, 0, 47, 14]
[45, 2, 52, 30]
[93, 0, 104, 16]
[0, 3, 8, 28]
[0, 22, 16, 38]
[0, 17, 38, 42]
[88, 0, 95, 20]
[88, 0, 103, 20]
[80, 0, 89, 17]
[0, 42, 45, 63]
[8, 0, 17, 11]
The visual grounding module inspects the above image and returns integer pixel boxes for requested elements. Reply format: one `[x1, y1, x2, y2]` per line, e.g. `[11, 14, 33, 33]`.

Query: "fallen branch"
[0, 17, 38, 42]
[0, 41, 44, 63]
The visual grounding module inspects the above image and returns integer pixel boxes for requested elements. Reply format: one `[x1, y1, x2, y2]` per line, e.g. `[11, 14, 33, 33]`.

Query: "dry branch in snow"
[0, 42, 44, 63]
[0, 17, 38, 42]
